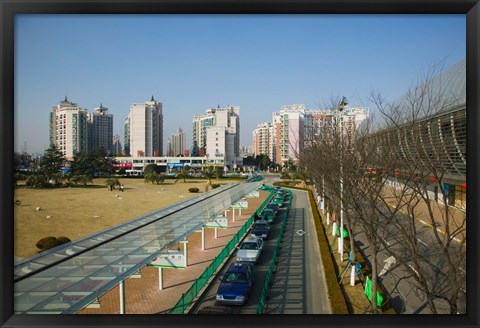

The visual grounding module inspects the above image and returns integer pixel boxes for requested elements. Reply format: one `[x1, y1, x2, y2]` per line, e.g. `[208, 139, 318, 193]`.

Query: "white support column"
[181, 240, 188, 267]
[224, 209, 230, 217]
[338, 105, 345, 263]
[215, 227, 218, 238]
[158, 267, 163, 290]
[201, 226, 205, 250]
[332, 220, 337, 237]
[232, 208, 235, 222]
[350, 265, 356, 286]
[119, 280, 126, 314]
[239, 208, 242, 216]
[326, 211, 330, 225]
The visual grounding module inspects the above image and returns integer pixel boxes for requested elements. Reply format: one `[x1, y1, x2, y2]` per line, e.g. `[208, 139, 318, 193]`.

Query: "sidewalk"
[78, 192, 268, 314]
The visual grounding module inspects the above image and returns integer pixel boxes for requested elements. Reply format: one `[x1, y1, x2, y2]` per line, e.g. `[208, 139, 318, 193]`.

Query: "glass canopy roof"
[14, 181, 261, 314]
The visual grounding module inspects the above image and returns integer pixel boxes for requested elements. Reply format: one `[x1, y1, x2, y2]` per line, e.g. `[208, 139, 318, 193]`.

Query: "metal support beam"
[158, 267, 163, 290]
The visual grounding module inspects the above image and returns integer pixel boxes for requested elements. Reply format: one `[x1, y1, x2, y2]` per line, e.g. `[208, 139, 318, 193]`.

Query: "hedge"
[306, 188, 350, 314]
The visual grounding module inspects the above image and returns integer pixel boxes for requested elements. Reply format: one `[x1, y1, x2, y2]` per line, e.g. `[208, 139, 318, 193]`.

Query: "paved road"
[266, 189, 331, 314]
[352, 203, 466, 314]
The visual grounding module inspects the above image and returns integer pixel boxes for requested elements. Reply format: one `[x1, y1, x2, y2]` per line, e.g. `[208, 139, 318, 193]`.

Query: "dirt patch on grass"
[14, 178, 221, 259]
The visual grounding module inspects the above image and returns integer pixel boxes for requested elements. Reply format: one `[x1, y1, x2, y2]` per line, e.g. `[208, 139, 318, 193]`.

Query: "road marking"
[436, 228, 446, 235]
[379, 256, 396, 277]
[296, 230, 306, 236]
[417, 239, 428, 247]
[408, 264, 419, 277]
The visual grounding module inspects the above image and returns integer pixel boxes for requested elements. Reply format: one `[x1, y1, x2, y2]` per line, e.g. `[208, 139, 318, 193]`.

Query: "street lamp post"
[337, 97, 347, 262]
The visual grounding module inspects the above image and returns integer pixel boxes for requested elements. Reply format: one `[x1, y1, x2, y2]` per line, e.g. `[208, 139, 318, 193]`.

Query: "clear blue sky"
[14, 14, 465, 155]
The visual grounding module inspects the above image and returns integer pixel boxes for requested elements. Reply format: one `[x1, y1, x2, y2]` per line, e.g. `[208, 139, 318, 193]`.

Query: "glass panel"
[14, 181, 261, 313]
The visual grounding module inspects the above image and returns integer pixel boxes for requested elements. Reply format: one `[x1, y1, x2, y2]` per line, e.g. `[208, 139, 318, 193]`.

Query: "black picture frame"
[1, 1, 479, 327]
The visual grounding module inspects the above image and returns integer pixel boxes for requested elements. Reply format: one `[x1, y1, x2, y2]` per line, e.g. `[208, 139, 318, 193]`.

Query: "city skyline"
[15, 14, 465, 154]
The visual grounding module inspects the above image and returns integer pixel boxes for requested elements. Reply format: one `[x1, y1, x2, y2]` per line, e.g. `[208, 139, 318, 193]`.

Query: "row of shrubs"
[306, 188, 350, 314]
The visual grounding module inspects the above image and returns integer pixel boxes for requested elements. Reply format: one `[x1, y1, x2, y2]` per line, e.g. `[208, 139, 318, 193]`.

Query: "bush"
[56, 236, 71, 244]
[188, 187, 199, 193]
[42, 239, 63, 251]
[211, 184, 221, 189]
[36, 236, 56, 250]
[36, 236, 71, 251]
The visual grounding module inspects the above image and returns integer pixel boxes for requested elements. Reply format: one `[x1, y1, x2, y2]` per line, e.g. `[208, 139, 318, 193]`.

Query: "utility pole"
[337, 97, 347, 262]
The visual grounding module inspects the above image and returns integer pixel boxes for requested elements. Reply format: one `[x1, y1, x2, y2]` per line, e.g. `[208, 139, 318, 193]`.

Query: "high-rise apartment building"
[125, 96, 163, 157]
[303, 107, 369, 147]
[252, 122, 274, 161]
[192, 105, 240, 167]
[49, 97, 89, 159]
[275, 104, 305, 165]
[258, 104, 368, 167]
[167, 128, 186, 157]
[192, 114, 214, 152]
[87, 103, 113, 154]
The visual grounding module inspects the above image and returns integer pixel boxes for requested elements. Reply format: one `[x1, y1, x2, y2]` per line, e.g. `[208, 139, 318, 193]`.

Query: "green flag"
[376, 291, 383, 307]
[343, 228, 348, 238]
[364, 276, 383, 307]
[365, 276, 373, 300]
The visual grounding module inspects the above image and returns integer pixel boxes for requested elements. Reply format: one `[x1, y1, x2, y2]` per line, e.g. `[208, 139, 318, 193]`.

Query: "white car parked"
[236, 236, 264, 264]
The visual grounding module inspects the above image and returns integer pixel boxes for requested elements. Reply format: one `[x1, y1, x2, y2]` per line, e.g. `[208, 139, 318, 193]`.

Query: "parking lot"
[190, 196, 289, 314]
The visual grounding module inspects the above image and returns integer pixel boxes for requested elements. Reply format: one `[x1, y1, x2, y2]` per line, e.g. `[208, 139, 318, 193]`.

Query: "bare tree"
[302, 61, 465, 314]
[366, 60, 466, 314]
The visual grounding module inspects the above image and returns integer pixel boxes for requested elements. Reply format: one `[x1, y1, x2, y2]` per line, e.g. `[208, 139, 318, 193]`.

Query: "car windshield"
[240, 242, 258, 250]
[253, 224, 267, 229]
[223, 272, 247, 283]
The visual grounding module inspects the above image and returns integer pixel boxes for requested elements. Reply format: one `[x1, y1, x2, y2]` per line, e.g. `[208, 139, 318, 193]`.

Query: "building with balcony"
[49, 97, 89, 159]
[252, 122, 274, 161]
[87, 103, 113, 154]
[192, 105, 241, 168]
[125, 96, 163, 157]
